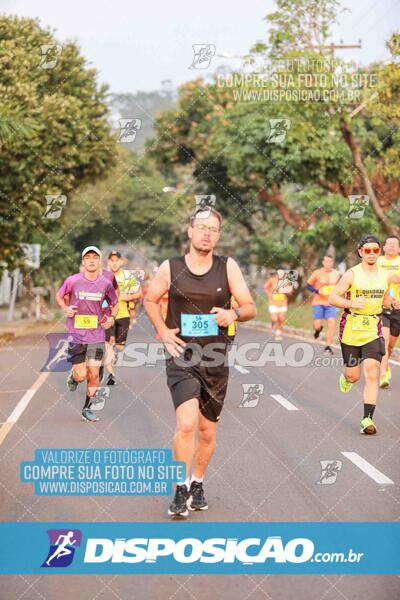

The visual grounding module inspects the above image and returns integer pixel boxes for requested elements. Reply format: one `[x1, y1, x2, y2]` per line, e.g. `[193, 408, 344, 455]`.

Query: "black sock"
[84, 395, 92, 410]
[99, 366, 104, 381]
[364, 404, 376, 419]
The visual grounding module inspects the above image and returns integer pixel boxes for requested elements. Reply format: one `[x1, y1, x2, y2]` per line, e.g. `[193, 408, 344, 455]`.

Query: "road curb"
[0, 320, 59, 343]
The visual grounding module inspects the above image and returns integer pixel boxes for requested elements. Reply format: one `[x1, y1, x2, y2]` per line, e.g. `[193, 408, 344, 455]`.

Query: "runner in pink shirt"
[56, 246, 118, 422]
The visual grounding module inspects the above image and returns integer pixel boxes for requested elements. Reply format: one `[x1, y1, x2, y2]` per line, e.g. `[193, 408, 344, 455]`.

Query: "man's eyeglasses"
[362, 247, 381, 255]
[193, 223, 220, 234]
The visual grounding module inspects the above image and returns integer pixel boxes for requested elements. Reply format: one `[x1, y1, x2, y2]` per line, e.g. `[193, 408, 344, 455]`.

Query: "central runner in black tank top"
[145, 207, 257, 518]
[166, 254, 232, 343]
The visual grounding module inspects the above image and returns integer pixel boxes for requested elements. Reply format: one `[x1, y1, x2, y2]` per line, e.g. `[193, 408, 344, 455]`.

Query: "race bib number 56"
[351, 314, 376, 332]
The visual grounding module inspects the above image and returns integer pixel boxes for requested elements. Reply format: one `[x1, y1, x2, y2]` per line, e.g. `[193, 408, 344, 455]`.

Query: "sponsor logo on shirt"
[354, 289, 385, 299]
[76, 291, 103, 301]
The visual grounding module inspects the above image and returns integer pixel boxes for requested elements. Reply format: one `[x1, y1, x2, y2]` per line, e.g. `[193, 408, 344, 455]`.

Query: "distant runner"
[128, 268, 146, 327]
[264, 269, 293, 340]
[307, 255, 341, 354]
[104, 251, 142, 385]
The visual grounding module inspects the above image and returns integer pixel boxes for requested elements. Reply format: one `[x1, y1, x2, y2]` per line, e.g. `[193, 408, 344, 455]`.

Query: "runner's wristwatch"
[234, 308, 241, 319]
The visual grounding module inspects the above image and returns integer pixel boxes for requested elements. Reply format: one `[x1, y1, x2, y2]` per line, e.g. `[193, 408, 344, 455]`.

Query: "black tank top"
[166, 254, 232, 344]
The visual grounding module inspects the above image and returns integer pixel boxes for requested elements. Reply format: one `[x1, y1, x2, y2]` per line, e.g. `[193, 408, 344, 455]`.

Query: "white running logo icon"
[46, 531, 77, 565]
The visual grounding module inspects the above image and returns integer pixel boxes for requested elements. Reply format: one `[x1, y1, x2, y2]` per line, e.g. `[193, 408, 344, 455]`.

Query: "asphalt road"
[1, 310, 399, 599]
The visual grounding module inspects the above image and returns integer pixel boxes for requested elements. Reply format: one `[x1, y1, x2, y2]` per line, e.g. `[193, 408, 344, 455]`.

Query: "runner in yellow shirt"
[105, 251, 142, 385]
[377, 235, 400, 388]
[329, 235, 399, 435]
[127, 269, 145, 328]
[307, 256, 340, 354]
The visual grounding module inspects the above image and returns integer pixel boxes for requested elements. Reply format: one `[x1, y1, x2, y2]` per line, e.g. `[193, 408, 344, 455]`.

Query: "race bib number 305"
[181, 314, 218, 337]
[74, 315, 98, 329]
[351, 314, 376, 332]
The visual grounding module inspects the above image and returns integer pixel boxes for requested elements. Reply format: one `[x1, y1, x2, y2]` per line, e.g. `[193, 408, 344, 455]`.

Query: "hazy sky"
[3, 0, 399, 93]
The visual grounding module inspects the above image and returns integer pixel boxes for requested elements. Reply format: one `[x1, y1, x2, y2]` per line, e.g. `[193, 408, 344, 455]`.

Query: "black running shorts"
[67, 342, 105, 365]
[381, 309, 400, 338]
[340, 337, 385, 367]
[166, 345, 229, 423]
[105, 317, 130, 344]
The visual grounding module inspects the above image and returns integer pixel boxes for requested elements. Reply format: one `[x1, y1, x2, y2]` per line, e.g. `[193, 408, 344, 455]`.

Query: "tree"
[0, 16, 118, 271]
[148, 0, 399, 272]
[250, 0, 399, 234]
[252, 0, 343, 57]
[0, 105, 38, 145]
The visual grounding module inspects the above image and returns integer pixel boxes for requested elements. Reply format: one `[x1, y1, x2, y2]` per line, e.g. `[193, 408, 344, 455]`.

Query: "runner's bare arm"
[55, 292, 68, 310]
[105, 283, 119, 318]
[225, 258, 257, 321]
[144, 260, 171, 333]
[56, 279, 69, 310]
[306, 272, 317, 286]
[56, 279, 77, 316]
[120, 289, 142, 302]
[144, 261, 185, 356]
[306, 271, 319, 294]
[329, 270, 358, 308]
[263, 278, 273, 298]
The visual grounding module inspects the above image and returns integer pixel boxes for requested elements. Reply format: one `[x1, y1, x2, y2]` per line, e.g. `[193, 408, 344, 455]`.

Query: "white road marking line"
[234, 365, 250, 374]
[342, 452, 394, 485]
[270, 394, 298, 411]
[6, 390, 36, 423]
[0, 372, 49, 445]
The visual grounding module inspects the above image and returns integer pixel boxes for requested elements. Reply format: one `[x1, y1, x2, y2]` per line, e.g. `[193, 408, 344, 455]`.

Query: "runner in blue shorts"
[307, 256, 341, 354]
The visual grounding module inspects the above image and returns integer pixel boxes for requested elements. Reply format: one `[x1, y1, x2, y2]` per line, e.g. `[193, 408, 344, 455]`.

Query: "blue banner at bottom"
[1, 522, 399, 574]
